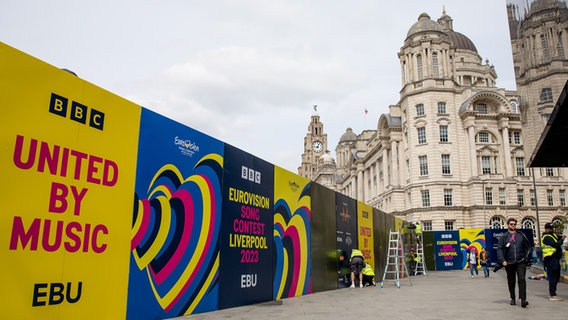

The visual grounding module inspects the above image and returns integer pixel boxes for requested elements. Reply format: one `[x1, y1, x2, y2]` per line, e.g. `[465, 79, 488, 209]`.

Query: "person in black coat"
[496, 218, 534, 308]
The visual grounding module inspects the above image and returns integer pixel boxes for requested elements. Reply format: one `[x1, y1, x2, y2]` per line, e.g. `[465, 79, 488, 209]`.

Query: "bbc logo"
[49, 93, 105, 130]
[241, 166, 261, 184]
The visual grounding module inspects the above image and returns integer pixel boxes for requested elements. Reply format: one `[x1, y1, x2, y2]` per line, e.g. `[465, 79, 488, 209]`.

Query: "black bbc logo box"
[49, 93, 105, 130]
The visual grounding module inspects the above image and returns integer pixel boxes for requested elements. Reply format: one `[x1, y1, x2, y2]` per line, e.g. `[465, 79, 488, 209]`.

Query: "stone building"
[298, 8, 568, 238]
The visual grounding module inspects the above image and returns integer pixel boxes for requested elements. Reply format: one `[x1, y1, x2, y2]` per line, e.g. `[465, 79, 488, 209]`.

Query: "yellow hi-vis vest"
[414, 253, 421, 262]
[541, 233, 559, 258]
[415, 224, 422, 234]
[351, 249, 364, 260]
[362, 263, 374, 276]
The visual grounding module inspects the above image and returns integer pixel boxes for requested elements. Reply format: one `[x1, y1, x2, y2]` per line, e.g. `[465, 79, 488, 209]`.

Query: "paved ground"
[172, 268, 568, 320]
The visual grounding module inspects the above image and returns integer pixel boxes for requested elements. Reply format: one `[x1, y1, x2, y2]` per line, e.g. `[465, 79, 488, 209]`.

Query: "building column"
[467, 123, 478, 176]
[383, 148, 390, 188]
[412, 53, 418, 81]
[370, 162, 376, 197]
[408, 53, 413, 82]
[400, 59, 406, 86]
[391, 140, 399, 186]
[357, 164, 364, 202]
[500, 122, 513, 177]
[376, 161, 382, 193]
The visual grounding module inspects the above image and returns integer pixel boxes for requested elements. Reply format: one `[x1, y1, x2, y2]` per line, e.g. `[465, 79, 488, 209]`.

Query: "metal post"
[531, 168, 542, 246]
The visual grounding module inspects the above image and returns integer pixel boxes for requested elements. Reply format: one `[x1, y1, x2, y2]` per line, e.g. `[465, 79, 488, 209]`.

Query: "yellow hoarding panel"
[357, 202, 374, 268]
[0, 43, 141, 319]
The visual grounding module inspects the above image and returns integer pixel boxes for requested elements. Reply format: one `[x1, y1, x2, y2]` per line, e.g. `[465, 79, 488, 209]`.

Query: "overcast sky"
[1, 0, 514, 172]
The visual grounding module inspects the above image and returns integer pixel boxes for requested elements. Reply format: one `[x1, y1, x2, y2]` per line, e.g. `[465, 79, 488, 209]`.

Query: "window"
[530, 189, 536, 206]
[432, 52, 439, 78]
[421, 190, 430, 207]
[515, 157, 525, 176]
[557, 33, 565, 59]
[439, 125, 448, 142]
[478, 132, 489, 143]
[419, 155, 428, 176]
[438, 102, 447, 114]
[481, 156, 491, 174]
[545, 168, 554, 176]
[422, 220, 432, 231]
[417, 54, 423, 80]
[521, 217, 536, 240]
[560, 190, 566, 206]
[441, 154, 451, 174]
[499, 187, 507, 205]
[547, 189, 554, 206]
[490, 217, 505, 229]
[510, 100, 520, 114]
[444, 188, 453, 206]
[485, 187, 493, 205]
[407, 190, 412, 206]
[416, 103, 425, 116]
[444, 220, 454, 231]
[540, 88, 553, 102]
[541, 34, 550, 62]
[517, 189, 525, 206]
[476, 103, 488, 114]
[417, 127, 427, 144]
[509, 130, 521, 145]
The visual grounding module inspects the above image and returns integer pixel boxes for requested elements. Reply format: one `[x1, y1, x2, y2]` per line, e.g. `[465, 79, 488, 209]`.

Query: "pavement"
[171, 268, 568, 320]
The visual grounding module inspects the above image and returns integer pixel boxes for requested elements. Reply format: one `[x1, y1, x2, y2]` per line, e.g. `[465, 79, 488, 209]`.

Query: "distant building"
[298, 8, 568, 239]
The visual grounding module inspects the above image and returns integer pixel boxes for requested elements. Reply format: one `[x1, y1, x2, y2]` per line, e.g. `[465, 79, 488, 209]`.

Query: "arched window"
[432, 52, 439, 78]
[557, 32, 565, 59]
[521, 217, 536, 241]
[552, 216, 567, 234]
[490, 216, 505, 229]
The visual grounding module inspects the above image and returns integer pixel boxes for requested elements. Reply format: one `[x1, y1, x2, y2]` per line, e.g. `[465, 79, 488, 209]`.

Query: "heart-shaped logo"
[273, 184, 311, 299]
[130, 154, 223, 316]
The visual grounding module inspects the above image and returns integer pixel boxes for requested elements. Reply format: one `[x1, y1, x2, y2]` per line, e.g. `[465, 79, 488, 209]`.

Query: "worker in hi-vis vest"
[350, 249, 365, 288]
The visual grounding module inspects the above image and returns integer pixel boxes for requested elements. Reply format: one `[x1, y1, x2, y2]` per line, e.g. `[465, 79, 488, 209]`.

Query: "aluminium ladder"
[414, 240, 427, 276]
[380, 230, 412, 288]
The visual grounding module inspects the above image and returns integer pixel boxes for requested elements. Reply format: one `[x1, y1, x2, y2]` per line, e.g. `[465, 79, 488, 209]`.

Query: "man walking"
[496, 218, 533, 308]
[541, 222, 566, 301]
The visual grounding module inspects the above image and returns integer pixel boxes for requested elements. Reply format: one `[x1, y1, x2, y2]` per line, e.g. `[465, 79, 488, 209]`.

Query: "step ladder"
[380, 230, 412, 288]
[414, 240, 427, 276]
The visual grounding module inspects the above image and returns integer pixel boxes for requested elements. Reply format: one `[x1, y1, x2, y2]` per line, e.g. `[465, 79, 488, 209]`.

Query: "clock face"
[312, 140, 323, 153]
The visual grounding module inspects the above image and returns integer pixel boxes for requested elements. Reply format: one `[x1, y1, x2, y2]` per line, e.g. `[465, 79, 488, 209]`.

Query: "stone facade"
[298, 8, 568, 237]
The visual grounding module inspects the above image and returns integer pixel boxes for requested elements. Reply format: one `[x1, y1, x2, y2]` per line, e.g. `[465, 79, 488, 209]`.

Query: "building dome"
[320, 153, 334, 164]
[339, 128, 357, 142]
[446, 31, 478, 53]
[406, 13, 444, 38]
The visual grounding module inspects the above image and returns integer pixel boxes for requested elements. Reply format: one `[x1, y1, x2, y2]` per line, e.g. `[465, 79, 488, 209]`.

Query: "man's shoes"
[549, 295, 564, 301]
[359, 283, 363, 288]
[521, 300, 529, 308]
[510, 299, 516, 305]
[349, 284, 355, 288]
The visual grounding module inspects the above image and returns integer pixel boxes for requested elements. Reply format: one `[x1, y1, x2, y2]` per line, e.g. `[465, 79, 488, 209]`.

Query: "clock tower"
[298, 105, 329, 180]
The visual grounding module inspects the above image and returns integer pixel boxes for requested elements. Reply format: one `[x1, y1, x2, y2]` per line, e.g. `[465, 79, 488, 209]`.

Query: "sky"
[1, 0, 515, 173]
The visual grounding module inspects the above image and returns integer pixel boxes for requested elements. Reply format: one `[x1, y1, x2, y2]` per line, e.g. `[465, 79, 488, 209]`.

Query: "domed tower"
[398, 12, 497, 96]
[507, 0, 568, 160]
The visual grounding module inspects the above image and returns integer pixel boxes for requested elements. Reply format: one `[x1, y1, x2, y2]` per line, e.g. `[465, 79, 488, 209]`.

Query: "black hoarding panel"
[219, 145, 274, 309]
[310, 183, 338, 292]
[335, 193, 357, 288]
